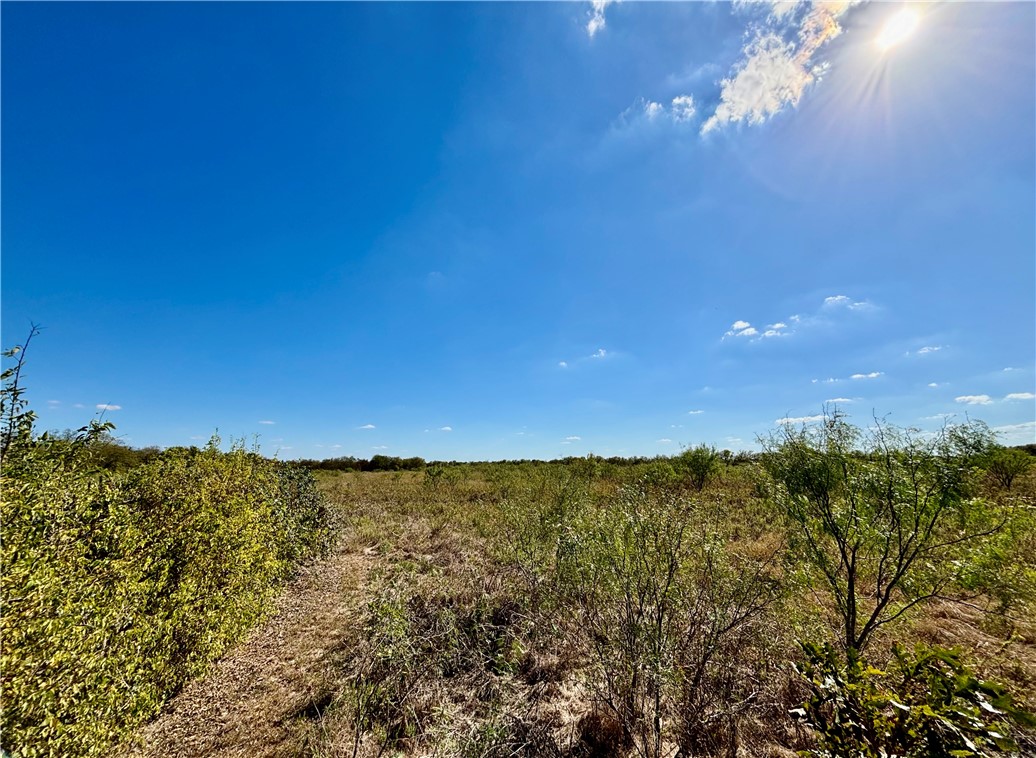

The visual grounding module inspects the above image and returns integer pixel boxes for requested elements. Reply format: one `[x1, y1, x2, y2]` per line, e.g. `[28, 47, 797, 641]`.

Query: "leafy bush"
[675, 444, 720, 491]
[793, 640, 1034, 757]
[763, 415, 999, 653]
[982, 446, 1033, 491]
[0, 338, 336, 757]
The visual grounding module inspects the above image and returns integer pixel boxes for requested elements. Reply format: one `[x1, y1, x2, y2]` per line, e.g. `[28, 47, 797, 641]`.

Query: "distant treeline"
[53, 431, 1036, 474]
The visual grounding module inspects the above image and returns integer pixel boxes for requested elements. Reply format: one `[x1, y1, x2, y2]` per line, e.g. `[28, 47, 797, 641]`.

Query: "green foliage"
[793, 641, 1033, 757]
[0, 342, 336, 758]
[982, 446, 1033, 490]
[763, 415, 999, 653]
[675, 444, 720, 491]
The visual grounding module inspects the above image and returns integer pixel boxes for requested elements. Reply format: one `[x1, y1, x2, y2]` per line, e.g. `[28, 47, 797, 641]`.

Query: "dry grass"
[119, 463, 1036, 758]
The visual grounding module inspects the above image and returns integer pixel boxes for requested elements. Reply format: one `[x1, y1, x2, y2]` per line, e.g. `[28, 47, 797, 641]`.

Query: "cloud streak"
[701, 1, 857, 134]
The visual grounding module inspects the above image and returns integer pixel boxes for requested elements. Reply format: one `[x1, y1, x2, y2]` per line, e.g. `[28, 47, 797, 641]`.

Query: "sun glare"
[876, 8, 920, 51]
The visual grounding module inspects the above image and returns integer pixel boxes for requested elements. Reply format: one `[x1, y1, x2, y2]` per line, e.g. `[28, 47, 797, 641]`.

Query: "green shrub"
[0, 340, 336, 757]
[793, 640, 1034, 757]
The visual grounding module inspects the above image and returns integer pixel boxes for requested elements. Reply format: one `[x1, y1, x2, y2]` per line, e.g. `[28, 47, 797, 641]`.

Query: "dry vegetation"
[127, 443, 1036, 758]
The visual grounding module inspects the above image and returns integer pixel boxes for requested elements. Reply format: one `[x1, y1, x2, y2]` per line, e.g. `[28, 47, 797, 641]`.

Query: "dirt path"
[120, 539, 376, 758]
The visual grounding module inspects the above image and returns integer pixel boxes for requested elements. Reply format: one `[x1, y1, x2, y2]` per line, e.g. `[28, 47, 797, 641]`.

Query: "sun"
[876, 8, 920, 51]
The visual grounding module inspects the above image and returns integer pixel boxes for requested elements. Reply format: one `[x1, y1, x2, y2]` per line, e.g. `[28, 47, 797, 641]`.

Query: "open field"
[125, 447, 1036, 757]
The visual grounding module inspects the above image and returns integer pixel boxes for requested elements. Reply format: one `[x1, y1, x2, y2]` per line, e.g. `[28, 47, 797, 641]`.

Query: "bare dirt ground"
[119, 539, 377, 758]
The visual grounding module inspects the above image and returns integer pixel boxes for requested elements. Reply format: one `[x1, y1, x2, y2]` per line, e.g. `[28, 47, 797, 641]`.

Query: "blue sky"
[3, 1, 1034, 460]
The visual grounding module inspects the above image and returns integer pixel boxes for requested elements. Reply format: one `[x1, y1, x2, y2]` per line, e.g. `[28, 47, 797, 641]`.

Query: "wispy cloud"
[993, 421, 1036, 445]
[439, 426, 453, 432]
[586, 0, 617, 38]
[657, 438, 673, 443]
[96, 404, 122, 411]
[916, 346, 942, 355]
[701, 1, 857, 135]
[591, 348, 608, 359]
[776, 414, 825, 425]
[826, 397, 854, 403]
[1005, 392, 1035, 401]
[564, 435, 582, 442]
[558, 361, 568, 369]
[955, 395, 992, 405]
[258, 420, 276, 425]
[373, 445, 389, 450]
[358, 424, 376, 430]
[850, 372, 882, 380]
[688, 409, 705, 415]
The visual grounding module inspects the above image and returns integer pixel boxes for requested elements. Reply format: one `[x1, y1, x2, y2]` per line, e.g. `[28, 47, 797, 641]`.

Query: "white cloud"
[558, 361, 568, 368]
[702, 33, 807, 134]
[826, 397, 854, 403]
[724, 321, 759, 338]
[73, 403, 85, 409]
[688, 409, 704, 415]
[358, 424, 376, 430]
[190, 435, 206, 441]
[591, 348, 608, 359]
[776, 414, 826, 425]
[670, 95, 696, 122]
[373, 445, 389, 450]
[850, 372, 882, 380]
[823, 295, 851, 307]
[917, 346, 942, 355]
[96, 404, 121, 411]
[657, 438, 673, 443]
[258, 420, 276, 425]
[702, 2, 855, 134]
[565, 436, 582, 441]
[439, 426, 453, 432]
[643, 100, 664, 120]
[586, 0, 614, 38]
[955, 395, 992, 405]
[993, 421, 1036, 445]
[331, 444, 343, 449]
[1006, 393, 1035, 401]
[928, 382, 943, 388]
[1003, 367, 1022, 372]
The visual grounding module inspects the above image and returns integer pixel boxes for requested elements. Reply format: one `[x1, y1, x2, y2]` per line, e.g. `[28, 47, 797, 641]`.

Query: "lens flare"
[876, 8, 920, 50]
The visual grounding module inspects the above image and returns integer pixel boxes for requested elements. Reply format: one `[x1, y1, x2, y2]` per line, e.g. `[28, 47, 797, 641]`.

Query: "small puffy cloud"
[558, 361, 568, 369]
[850, 372, 882, 380]
[1005, 393, 1035, 401]
[591, 348, 608, 359]
[643, 100, 664, 120]
[724, 321, 758, 338]
[258, 420, 276, 425]
[955, 395, 992, 405]
[823, 295, 872, 311]
[670, 95, 696, 122]
[776, 414, 826, 425]
[358, 424, 376, 430]
[688, 409, 704, 415]
[439, 426, 453, 432]
[928, 382, 943, 388]
[586, 0, 616, 38]
[96, 404, 121, 411]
